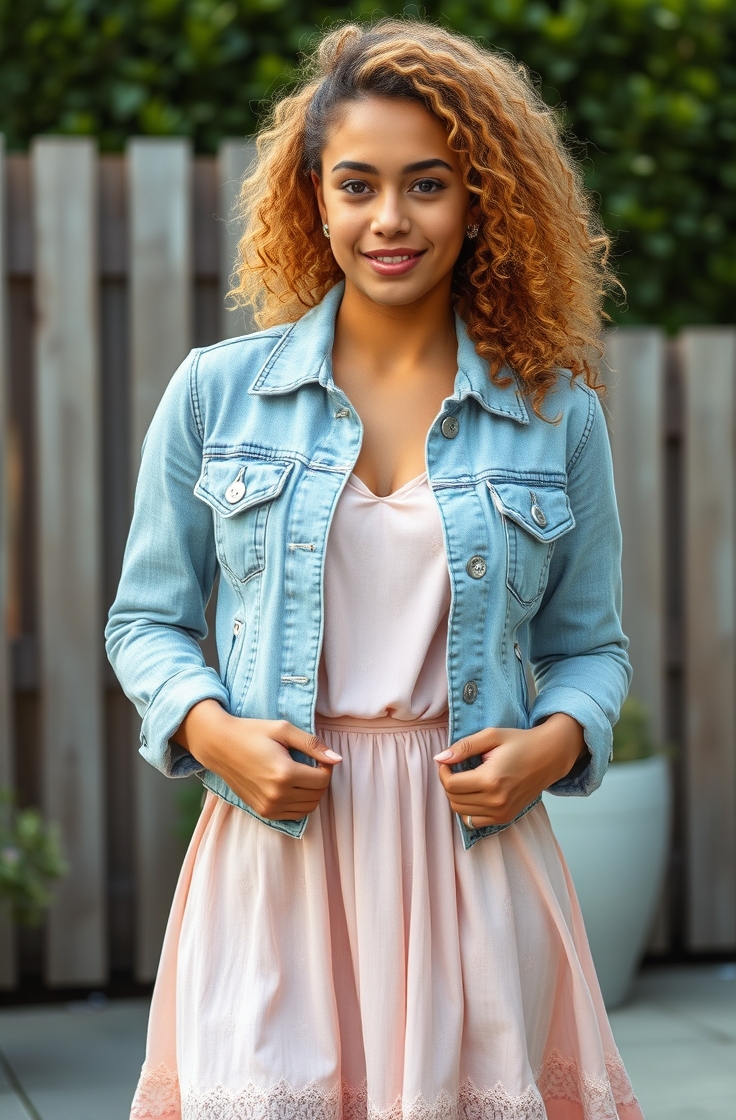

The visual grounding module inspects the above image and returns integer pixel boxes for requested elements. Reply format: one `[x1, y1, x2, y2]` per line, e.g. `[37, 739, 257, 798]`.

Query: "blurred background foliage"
[0, 0, 734, 327]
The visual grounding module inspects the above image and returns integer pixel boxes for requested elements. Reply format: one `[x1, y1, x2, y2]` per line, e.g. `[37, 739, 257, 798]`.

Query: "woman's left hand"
[433, 713, 588, 829]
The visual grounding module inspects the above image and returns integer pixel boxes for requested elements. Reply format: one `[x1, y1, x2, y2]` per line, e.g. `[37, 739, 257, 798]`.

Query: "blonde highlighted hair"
[230, 19, 617, 408]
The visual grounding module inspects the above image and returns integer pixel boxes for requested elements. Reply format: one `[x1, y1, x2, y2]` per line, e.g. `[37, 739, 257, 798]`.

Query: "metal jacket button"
[226, 466, 246, 504]
[529, 491, 547, 528]
[441, 415, 459, 439]
[466, 555, 487, 579]
[462, 680, 478, 703]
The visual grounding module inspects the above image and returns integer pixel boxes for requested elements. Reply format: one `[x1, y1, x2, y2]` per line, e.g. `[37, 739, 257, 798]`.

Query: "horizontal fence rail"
[0, 137, 734, 989]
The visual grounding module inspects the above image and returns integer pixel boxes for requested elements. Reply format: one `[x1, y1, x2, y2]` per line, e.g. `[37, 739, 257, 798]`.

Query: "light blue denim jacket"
[105, 281, 630, 850]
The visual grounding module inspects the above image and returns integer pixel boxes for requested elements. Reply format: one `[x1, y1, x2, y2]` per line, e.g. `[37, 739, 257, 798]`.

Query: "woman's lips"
[361, 249, 426, 276]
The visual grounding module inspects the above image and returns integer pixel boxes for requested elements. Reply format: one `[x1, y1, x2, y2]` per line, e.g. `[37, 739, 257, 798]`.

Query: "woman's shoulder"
[530, 368, 606, 475]
[194, 322, 292, 389]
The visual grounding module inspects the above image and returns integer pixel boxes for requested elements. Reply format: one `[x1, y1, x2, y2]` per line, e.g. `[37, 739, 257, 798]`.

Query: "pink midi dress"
[130, 471, 644, 1120]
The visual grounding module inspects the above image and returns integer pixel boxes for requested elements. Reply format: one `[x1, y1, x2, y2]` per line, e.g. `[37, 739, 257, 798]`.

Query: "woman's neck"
[332, 277, 457, 384]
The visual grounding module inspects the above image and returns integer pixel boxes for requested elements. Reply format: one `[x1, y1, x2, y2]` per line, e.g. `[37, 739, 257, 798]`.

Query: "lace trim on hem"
[130, 1062, 180, 1118]
[129, 1051, 639, 1120]
[537, 1050, 638, 1117]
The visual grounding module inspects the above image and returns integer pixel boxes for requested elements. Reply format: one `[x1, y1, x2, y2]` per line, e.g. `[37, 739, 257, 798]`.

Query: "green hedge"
[1, 0, 734, 328]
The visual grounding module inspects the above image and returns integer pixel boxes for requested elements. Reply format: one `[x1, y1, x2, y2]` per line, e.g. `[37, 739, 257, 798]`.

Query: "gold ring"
[466, 814, 473, 828]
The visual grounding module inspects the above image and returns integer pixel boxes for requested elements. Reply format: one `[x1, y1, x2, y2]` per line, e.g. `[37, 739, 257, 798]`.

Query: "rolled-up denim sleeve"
[529, 389, 632, 796]
[104, 350, 229, 778]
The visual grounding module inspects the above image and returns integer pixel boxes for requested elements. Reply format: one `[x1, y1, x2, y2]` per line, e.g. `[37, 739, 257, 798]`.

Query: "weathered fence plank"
[683, 328, 736, 949]
[0, 138, 16, 988]
[604, 328, 669, 951]
[218, 139, 256, 339]
[99, 155, 137, 975]
[605, 329, 666, 745]
[129, 138, 192, 981]
[33, 138, 106, 984]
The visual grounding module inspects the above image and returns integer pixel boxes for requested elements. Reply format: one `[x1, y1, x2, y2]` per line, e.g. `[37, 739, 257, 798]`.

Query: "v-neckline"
[348, 471, 428, 501]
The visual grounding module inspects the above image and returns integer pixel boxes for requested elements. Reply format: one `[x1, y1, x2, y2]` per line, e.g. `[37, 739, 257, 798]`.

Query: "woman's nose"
[370, 190, 411, 237]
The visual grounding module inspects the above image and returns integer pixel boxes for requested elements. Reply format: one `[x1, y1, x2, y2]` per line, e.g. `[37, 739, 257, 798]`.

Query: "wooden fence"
[0, 137, 734, 990]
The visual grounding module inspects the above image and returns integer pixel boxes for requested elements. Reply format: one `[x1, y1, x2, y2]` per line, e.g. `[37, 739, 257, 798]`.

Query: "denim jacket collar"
[249, 280, 529, 425]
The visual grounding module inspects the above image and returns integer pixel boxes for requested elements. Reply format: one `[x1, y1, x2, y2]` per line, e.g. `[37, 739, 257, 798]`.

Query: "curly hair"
[229, 19, 618, 409]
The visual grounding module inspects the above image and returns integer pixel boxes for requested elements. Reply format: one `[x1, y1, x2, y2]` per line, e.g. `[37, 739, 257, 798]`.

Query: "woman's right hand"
[173, 699, 342, 820]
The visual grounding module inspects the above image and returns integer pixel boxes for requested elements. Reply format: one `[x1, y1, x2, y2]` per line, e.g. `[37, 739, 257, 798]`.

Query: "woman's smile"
[361, 246, 427, 275]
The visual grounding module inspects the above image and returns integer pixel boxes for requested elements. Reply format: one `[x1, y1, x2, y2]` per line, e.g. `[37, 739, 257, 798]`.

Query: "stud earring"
[322, 223, 330, 239]
[466, 224, 480, 240]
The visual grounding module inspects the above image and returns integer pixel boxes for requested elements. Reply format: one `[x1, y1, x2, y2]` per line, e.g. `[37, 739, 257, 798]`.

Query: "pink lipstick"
[361, 247, 426, 276]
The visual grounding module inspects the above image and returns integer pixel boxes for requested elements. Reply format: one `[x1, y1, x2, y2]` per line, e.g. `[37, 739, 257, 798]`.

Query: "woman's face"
[312, 96, 478, 309]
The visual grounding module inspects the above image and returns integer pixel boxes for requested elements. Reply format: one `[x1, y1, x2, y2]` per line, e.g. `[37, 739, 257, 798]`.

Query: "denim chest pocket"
[488, 481, 575, 606]
[195, 456, 294, 583]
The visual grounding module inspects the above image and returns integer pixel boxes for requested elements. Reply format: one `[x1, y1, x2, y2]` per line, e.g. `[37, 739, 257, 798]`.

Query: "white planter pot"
[542, 755, 671, 1009]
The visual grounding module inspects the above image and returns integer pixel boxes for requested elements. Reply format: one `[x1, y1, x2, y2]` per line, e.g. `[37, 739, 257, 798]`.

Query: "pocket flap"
[488, 481, 575, 542]
[195, 457, 293, 518]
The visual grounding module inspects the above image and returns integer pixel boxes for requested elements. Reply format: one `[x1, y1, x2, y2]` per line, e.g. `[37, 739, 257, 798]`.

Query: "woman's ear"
[311, 170, 327, 225]
[466, 193, 482, 225]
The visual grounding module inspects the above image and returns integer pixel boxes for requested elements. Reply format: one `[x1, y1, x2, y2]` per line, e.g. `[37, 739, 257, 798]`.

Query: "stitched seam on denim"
[566, 388, 596, 474]
[250, 322, 297, 389]
[233, 575, 264, 714]
[455, 365, 528, 422]
[505, 526, 555, 608]
[189, 350, 205, 442]
[197, 329, 284, 356]
[202, 446, 306, 464]
[533, 684, 610, 739]
[222, 593, 247, 690]
[200, 447, 348, 475]
[215, 509, 267, 585]
[433, 469, 567, 490]
[429, 488, 459, 747]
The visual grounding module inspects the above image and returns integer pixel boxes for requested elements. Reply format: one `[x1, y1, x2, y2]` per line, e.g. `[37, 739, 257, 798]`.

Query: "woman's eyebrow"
[331, 160, 379, 173]
[403, 159, 454, 173]
[330, 158, 454, 174]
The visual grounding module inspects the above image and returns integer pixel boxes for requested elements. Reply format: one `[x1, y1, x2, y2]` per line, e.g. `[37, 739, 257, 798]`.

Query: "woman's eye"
[341, 180, 372, 195]
[411, 178, 445, 194]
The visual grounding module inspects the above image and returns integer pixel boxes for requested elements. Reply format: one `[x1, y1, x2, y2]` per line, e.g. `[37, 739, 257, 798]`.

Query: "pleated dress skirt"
[130, 713, 644, 1120]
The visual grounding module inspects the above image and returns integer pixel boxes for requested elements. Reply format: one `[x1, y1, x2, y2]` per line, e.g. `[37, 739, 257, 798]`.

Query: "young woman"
[108, 19, 644, 1120]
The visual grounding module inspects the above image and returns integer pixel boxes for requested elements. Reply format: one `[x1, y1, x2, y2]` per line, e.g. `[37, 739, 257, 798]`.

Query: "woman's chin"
[344, 271, 450, 310]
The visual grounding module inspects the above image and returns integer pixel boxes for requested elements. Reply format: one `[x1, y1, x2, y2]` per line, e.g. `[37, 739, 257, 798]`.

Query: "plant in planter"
[0, 789, 67, 926]
[609, 696, 659, 762]
[175, 777, 206, 845]
[543, 697, 672, 1008]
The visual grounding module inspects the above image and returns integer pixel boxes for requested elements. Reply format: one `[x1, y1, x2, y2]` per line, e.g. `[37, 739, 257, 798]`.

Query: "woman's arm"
[105, 350, 231, 778]
[105, 351, 342, 820]
[527, 387, 631, 796]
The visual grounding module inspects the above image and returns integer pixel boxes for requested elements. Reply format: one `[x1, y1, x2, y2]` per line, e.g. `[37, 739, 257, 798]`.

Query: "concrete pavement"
[0, 964, 734, 1119]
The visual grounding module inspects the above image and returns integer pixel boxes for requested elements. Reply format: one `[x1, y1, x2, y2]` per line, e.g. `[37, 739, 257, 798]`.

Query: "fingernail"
[324, 749, 342, 762]
[433, 749, 453, 762]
